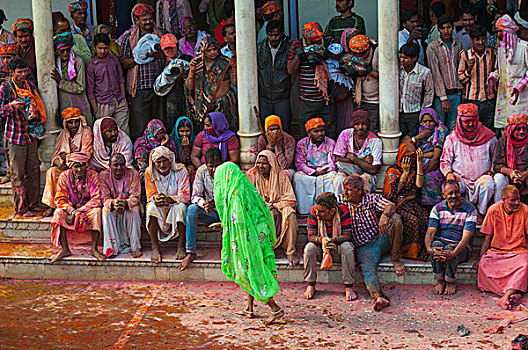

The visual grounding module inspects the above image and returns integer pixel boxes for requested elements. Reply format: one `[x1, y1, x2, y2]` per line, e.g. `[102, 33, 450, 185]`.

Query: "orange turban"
[508, 113, 528, 125]
[133, 4, 154, 17]
[302, 22, 323, 42]
[349, 35, 370, 53]
[264, 115, 282, 132]
[305, 118, 325, 132]
[66, 152, 90, 167]
[262, 1, 280, 15]
[457, 103, 479, 120]
[62, 107, 82, 120]
[12, 19, 33, 34]
[0, 43, 18, 56]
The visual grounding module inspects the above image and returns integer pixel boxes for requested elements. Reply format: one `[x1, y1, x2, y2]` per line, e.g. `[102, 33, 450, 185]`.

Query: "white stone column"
[32, 0, 60, 168]
[377, 0, 401, 168]
[234, 0, 261, 170]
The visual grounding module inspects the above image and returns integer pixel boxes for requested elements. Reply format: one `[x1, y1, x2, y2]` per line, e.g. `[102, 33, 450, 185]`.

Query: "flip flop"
[457, 324, 470, 337]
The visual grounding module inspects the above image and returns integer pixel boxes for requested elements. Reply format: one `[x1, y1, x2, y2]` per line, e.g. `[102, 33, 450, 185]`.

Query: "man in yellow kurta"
[247, 150, 299, 265]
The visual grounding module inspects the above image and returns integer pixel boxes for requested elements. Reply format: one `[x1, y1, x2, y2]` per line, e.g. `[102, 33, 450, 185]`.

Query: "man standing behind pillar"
[11, 19, 36, 82]
[324, 0, 366, 43]
[120, 4, 165, 140]
[68, 1, 95, 47]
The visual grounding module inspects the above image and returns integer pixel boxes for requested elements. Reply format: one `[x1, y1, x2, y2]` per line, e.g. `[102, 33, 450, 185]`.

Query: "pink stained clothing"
[256, 131, 296, 170]
[90, 117, 134, 172]
[295, 136, 336, 176]
[51, 116, 93, 166]
[179, 30, 209, 58]
[193, 130, 239, 164]
[333, 129, 383, 165]
[50, 169, 102, 247]
[478, 253, 528, 295]
[99, 167, 141, 210]
[440, 132, 497, 182]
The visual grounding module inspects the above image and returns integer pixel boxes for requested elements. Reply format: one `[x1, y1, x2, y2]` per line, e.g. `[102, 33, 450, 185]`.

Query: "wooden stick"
[253, 106, 265, 135]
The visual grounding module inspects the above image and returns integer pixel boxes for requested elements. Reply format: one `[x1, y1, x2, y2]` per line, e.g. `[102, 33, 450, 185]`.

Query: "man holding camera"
[287, 22, 335, 138]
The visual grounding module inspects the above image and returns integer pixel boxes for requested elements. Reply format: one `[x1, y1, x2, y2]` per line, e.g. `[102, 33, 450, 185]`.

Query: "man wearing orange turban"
[256, 115, 296, 177]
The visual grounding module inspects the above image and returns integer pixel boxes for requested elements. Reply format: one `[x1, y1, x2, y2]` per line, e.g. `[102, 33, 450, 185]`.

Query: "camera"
[170, 65, 183, 76]
[169, 59, 190, 77]
[300, 44, 324, 66]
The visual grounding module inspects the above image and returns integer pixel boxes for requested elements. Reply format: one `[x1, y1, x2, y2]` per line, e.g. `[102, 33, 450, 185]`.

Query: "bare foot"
[264, 309, 284, 325]
[374, 297, 390, 311]
[175, 246, 186, 260]
[444, 281, 457, 295]
[287, 254, 300, 266]
[178, 253, 196, 271]
[151, 248, 162, 264]
[498, 295, 512, 310]
[392, 260, 406, 277]
[91, 249, 106, 261]
[50, 250, 72, 263]
[131, 250, 142, 258]
[303, 285, 315, 300]
[433, 280, 445, 295]
[510, 293, 522, 307]
[345, 287, 357, 301]
[42, 208, 54, 217]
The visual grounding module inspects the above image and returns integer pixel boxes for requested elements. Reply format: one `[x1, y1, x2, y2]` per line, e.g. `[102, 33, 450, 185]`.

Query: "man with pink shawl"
[440, 103, 497, 222]
[478, 185, 528, 310]
[488, 14, 528, 131]
[50, 152, 104, 263]
[42, 107, 93, 214]
[247, 150, 299, 265]
[90, 117, 133, 172]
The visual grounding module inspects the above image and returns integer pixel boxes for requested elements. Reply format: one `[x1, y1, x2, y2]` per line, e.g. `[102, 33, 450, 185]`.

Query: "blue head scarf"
[170, 116, 196, 161]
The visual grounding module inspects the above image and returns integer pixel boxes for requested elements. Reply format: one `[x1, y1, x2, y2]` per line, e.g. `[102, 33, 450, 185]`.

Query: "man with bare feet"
[146, 146, 190, 263]
[425, 180, 476, 296]
[179, 147, 223, 271]
[100, 154, 142, 258]
[477, 185, 528, 310]
[303, 192, 355, 301]
[338, 175, 404, 311]
[50, 152, 105, 263]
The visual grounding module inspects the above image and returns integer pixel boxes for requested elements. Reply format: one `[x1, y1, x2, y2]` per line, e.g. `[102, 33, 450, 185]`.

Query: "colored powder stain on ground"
[0, 279, 525, 349]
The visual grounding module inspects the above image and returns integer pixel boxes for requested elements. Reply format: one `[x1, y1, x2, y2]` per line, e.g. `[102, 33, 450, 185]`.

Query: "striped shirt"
[399, 63, 434, 113]
[458, 47, 495, 101]
[288, 40, 325, 103]
[426, 38, 463, 101]
[307, 204, 352, 241]
[428, 200, 476, 250]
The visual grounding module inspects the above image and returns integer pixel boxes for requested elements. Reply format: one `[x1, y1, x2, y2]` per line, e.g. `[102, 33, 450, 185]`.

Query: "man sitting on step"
[50, 152, 105, 262]
[337, 175, 403, 311]
[425, 180, 476, 296]
[42, 107, 93, 216]
[99, 153, 142, 258]
[179, 147, 223, 271]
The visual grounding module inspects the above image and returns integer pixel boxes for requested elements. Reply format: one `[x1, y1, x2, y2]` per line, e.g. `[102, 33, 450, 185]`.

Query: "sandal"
[235, 309, 255, 319]
[265, 308, 284, 325]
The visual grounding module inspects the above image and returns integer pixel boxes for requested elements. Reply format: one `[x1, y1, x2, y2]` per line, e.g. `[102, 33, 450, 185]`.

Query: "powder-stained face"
[256, 156, 271, 178]
[154, 157, 171, 176]
[503, 189, 521, 213]
[110, 155, 126, 180]
[442, 183, 462, 209]
[66, 119, 81, 136]
[71, 162, 87, 179]
[308, 126, 326, 144]
[512, 125, 528, 142]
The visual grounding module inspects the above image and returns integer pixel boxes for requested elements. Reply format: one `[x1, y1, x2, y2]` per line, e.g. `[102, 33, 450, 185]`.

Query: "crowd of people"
[0, 0, 527, 319]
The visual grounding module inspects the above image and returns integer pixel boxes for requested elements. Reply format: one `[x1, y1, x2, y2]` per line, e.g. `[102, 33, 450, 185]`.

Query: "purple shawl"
[204, 112, 236, 161]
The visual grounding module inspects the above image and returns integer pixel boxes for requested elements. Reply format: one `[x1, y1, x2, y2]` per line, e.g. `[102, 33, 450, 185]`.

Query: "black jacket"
[257, 35, 292, 103]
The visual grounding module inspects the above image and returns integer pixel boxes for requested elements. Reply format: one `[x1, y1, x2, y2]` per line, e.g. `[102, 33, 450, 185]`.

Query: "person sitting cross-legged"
[425, 180, 476, 296]
[303, 192, 355, 301]
[339, 174, 404, 311]
[146, 146, 190, 263]
[477, 185, 528, 310]
[50, 152, 105, 263]
[247, 150, 299, 265]
[100, 153, 142, 258]
[179, 147, 223, 271]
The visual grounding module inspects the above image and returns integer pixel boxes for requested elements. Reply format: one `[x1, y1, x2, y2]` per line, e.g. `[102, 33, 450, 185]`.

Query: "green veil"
[213, 162, 279, 302]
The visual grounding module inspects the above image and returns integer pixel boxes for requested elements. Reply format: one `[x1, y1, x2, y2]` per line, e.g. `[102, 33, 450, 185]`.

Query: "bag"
[74, 212, 89, 233]
[321, 251, 333, 270]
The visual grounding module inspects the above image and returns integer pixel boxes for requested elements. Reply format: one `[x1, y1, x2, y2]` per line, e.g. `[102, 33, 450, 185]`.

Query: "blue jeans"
[259, 98, 292, 133]
[433, 93, 461, 132]
[185, 204, 220, 253]
[355, 233, 391, 300]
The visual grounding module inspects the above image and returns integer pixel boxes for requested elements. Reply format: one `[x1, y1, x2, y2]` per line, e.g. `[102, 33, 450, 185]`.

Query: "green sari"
[214, 162, 279, 303]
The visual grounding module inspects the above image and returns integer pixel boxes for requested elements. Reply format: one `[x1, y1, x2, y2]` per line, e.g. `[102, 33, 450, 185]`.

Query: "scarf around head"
[382, 142, 417, 199]
[133, 119, 176, 160]
[454, 111, 495, 146]
[496, 14, 519, 63]
[204, 112, 236, 161]
[148, 145, 183, 183]
[418, 108, 446, 149]
[170, 116, 196, 159]
[505, 113, 528, 169]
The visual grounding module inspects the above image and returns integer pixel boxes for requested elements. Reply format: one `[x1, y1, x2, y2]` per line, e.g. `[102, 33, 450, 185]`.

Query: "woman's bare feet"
[175, 246, 186, 260]
[151, 248, 162, 263]
[131, 250, 142, 258]
[433, 280, 445, 295]
[345, 286, 357, 301]
[91, 249, 106, 261]
[392, 260, 406, 277]
[444, 281, 457, 295]
[303, 285, 315, 300]
[178, 253, 196, 271]
[50, 249, 72, 263]
[374, 297, 390, 311]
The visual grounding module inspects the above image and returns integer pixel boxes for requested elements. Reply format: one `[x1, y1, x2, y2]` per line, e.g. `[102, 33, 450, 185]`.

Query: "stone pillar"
[234, 0, 261, 170]
[377, 0, 401, 168]
[32, 0, 60, 168]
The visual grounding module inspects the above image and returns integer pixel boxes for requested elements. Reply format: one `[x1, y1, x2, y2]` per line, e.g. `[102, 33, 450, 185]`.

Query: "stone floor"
[0, 279, 526, 349]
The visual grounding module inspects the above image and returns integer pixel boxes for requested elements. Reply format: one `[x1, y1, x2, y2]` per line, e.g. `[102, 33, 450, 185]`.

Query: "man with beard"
[178, 16, 209, 58]
[68, 1, 95, 47]
[100, 153, 142, 258]
[90, 117, 133, 172]
[50, 152, 104, 263]
[477, 185, 528, 310]
[426, 180, 476, 296]
[120, 4, 165, 140]
[324, 0, 365, 43]
[440, 103, 497, 223]
[11, 19, 36, 82]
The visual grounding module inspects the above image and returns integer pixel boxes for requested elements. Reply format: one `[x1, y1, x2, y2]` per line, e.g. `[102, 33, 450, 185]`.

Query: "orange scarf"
[11, 78, 47, 123]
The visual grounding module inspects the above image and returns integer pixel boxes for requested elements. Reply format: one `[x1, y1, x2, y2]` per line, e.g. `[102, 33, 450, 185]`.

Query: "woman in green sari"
[214, 162, 285, 324]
